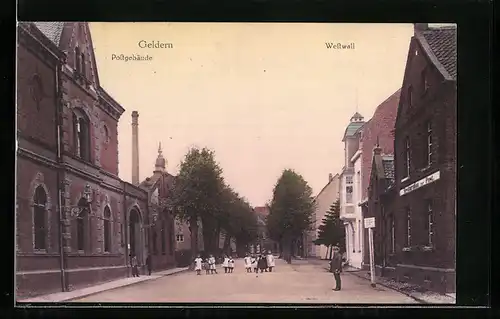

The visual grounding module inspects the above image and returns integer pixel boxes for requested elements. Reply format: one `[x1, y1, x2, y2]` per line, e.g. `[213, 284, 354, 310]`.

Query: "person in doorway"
[251, 254, 258, 273]
[194, 254, 203, 275]
[146, 254, 152, 276]
[331, 246, 343, 291]
[222, 254, 230, 273]
[244, 253, 252, 273]
[258, 254, 268, 273]
[208, 254, 217, 274]
[228, 256, 235, 273]
[130, 254, 139, 277]
[266, 251, 276, 272]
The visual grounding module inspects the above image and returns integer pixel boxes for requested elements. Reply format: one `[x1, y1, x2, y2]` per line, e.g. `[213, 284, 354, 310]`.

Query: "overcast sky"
[90, 23, 414, 207]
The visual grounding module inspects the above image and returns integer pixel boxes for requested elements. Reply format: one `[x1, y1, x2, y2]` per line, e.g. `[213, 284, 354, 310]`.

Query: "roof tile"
[420, 26, 457, 80]
[33, 22, 65, 46]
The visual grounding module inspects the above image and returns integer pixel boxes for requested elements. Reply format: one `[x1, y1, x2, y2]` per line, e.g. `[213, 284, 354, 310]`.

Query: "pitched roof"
[32, 22, 65, 46]
[416, 25, 457, 81]
[342, 121, 365, 141]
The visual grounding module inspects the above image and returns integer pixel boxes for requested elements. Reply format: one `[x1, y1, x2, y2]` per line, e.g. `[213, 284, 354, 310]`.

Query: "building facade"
[308, 173, 340, 259]
[392, 23, 456, 293]
[16, 22, 153, 297]
[339, 112, 365, 268]
[250, 206, 279, 255]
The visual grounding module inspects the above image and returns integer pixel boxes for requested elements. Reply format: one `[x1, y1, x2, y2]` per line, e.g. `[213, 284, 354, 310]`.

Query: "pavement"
[17, 267, 189, 303]
[59, 258, 418, 304]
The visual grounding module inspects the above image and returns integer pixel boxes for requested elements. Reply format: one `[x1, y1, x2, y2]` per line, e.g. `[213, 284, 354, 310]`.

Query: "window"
[80, 52, 86, 78]
[33, 186, 47, 250]
[103, 207, 111, 252]
[390, 214, 396, 254]
[346, 186, 353, 203]
[120, 223, 124, 247]
[161, 220, 166, 255]
[75, 46, 81, 73]
[152, 229, 158, 254]
[103, 125, 110, 145]
[76, 198, 88, 251]
[346, 176, 353, 184]
[176, 234, 184, 242]
[425, 201, 434, 246]
[425, 121, 433, 167]
[73, 111, 91, 162]
[408, 86, 413, 107]
[405, 208, 411, 247]
[402, 137, 410, 178]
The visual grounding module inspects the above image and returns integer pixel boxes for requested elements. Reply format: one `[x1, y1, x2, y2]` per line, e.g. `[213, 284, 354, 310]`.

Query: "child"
[194, 254, 203, 275]
[266, 251, 276, 272]
[258, 254, 268, 273]
[204, 257, 210, 275]
[208, 254, 217, 274]
[244, 254, 252, 273]
[251, 255, 258, 273]
[222, 254, 229, 273]
[228, 256, 235, 273]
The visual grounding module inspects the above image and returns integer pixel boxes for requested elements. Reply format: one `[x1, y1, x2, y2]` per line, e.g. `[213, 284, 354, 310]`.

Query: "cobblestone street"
[73, 259, 417, 303]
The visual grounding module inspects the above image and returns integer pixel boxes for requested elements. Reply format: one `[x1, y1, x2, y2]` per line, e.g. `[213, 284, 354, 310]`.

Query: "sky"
[90, 23, 414, 207]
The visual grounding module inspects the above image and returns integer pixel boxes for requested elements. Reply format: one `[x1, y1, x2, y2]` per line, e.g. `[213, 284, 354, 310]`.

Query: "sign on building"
[364, 217, 375, 229]
[399, 171, 440, 196]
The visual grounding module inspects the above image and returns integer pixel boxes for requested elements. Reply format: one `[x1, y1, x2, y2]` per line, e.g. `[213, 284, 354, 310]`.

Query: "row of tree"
[168, 147, 259, 257]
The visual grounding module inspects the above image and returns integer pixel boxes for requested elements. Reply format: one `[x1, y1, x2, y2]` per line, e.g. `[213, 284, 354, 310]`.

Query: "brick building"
[16, 22, 175, 298]
[250, 206, 279, 255]
[384, 23, 456, 293]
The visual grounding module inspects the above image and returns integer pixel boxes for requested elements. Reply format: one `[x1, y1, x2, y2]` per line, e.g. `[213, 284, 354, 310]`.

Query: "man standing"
[330, 246, 342, 291]
[130, 254, 140, 277]
[146, 254, 152, 276]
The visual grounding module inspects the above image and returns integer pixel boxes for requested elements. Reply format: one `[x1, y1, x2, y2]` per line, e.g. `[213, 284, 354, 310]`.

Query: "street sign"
[364, 217, 375, 229]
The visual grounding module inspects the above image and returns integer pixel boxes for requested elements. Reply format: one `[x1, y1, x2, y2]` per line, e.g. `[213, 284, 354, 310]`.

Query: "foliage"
[313, 199, 345, 252]
[266, 169, 315, 245]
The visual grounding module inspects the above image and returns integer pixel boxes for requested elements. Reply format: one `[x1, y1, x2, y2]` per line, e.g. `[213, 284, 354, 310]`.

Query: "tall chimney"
[414, 23, 428, 35]
[131, 111, 139, 185]
[329, 173, 333, 182]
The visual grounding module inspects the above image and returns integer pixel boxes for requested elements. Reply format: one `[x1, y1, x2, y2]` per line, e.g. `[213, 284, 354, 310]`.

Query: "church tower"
[154, 142, 167, 174]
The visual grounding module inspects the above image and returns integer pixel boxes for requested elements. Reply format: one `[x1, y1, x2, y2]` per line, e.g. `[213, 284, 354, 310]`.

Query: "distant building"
[307, 173, 340, 259]
[250, 206, 279, 254]
[339, 112, 366, 268]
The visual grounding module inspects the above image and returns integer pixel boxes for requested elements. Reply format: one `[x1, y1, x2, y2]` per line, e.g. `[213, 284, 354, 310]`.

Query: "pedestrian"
[130, 254, 139, 277]
[228, 256, 235, 273]
[251, 254, 258, 273]
[222, 254, 229, 273]
[208, 254, 217, 274]
[146, 254, 152, 276]
[258, 254, 268, 273]
[244, 253, 252, 273]
[204, 257, 210, 275]
[266, 250, 276, 272]
[331, 246, 343, 291]
[194, 254, 203, 276]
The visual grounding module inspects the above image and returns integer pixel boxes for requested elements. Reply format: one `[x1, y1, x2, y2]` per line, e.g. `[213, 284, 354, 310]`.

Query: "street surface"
[73, 258, 417, 303]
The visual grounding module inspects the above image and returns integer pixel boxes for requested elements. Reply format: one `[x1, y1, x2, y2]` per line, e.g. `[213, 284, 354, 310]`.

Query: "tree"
[313, 199, 345, 259]
[266, 169, 315, 263]
[169, 147, 225, 256]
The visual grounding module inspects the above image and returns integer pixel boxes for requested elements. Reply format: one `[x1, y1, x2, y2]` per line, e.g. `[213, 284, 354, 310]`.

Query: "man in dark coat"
[330, 246, 342, 291]
[146, 254, 152, 276]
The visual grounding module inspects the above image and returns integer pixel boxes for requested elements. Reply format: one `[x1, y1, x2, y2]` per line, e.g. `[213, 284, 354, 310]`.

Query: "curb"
[346, 271, 428, 304]
[21, 268, 190, 303]
[63, 268, 190, 302]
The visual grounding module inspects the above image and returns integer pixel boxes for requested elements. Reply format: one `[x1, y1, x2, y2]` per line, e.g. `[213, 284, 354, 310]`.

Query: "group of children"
[193, 251, 276, 275]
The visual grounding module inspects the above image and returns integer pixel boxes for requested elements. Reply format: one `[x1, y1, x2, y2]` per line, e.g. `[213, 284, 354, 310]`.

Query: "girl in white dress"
[194, 254, 203, 275]
[228, 256, 235, 273]
[222, 255, 230, 273]
[208, 254, 217, 274]
[244, 254, 252, 273]
[251, 255, 258, 273]
[266, 251, 276, 272]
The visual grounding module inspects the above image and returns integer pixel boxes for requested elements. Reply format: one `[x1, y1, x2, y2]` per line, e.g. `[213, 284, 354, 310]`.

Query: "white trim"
[350, 149, 362, 163]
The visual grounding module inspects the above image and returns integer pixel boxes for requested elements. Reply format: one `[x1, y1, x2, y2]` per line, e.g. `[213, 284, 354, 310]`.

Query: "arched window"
[80, 52, 86, 78]
[103, 207, 111, 252]
[161, 220, 166, 255]
[75, 46, 81, 73]
[73, 109, 91, 162]
[33, 186, 47, 250]
[76, 198, 88, 251]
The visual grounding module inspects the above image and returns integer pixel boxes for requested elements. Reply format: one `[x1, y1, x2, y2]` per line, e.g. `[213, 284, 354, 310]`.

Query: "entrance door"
[129, 208, 143, 264]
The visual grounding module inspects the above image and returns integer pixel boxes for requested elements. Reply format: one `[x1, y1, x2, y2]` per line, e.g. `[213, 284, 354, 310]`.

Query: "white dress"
[266, 254, 275, 267]
[229, 259, 235, 268]
[194, 257, 203, 271]
[251, 257, 257, 268]
[244, 257, 252, 268]
[222, 257, 229, 268]
[209, 257, 216, 270]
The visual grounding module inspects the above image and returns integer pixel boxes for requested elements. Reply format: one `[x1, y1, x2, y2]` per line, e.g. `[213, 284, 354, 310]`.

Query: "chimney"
[373, 136, 382, 156]
[329, 173, 333, 182]
[414, 23, 428, 34]
[131, 111, 139, 185]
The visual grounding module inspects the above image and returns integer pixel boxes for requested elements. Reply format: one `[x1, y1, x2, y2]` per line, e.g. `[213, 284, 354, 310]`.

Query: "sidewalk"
[17, 267, 189, 303]
[345, 267, 456, 304]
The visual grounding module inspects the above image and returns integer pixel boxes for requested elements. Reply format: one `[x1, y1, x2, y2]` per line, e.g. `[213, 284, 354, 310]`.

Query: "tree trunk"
[215, 225, 221, 252]
[188, 217, 199, 269]
[223, 232, 231, 254]
[325, 246, 329, 259]
[328, 245, 333, 260]
[281, 237, 292, 264]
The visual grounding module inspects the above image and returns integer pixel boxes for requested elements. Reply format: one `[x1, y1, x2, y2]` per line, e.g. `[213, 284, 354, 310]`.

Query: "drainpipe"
[55, 62, 67, 292]
[123, 185, 129, 277]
